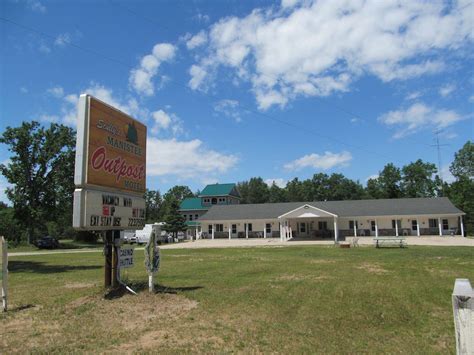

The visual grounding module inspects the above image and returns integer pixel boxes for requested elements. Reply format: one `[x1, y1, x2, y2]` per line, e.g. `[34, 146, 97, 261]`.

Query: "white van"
[135, 223, 165, 244]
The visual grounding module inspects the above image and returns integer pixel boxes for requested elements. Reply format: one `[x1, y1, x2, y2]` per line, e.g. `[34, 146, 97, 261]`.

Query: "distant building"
[179, 183, 241, 237]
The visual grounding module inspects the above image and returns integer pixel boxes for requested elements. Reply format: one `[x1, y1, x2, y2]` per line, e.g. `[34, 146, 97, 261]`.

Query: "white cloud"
[47, 86, 64, 98]
[189, 1, 473, 109]
[284, 151, 352, 171]
[188, 65, 208, 91]
[469, 95, 474, 103]
[20, 87, 28, 94]
[27, 0, 46, 13]
[186, 31, 207, 50]
[54, 33, 71, 47]
[151, 109, 183, 135]
[379, 103, 465, 139]
[365, 174, 379, 182]
[146, 138, 238, 178]
[39, 114, 60, 123]
[406, 91, 422, 101]
[129, 43, 176, 96]
[39, 42, 51, 53]
[214, 99, 242, 122]
[439, 83, 456, 97]
[265, 178, 287, 188]
[194, 13, 210, 23]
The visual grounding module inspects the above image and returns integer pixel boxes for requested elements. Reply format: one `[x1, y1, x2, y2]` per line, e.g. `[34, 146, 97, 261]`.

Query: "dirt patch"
[277, 274, 331, 282]
[356, 263, 389, 274]
[308, 259, 336, 265]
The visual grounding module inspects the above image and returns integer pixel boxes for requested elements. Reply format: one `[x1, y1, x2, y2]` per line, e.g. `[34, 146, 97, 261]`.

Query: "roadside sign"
[73, 189, 145, 230]
[119, 247, 134, 269]
[74, 94, 147, 194]
[73, 94, 147, 231]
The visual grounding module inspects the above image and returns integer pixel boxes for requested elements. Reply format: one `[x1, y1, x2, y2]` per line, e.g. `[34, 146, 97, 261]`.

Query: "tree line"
[0, 121, 472, 244]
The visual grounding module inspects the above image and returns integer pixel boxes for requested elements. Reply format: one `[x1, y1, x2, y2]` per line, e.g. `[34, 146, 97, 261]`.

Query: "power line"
[430, 129, 450, 182]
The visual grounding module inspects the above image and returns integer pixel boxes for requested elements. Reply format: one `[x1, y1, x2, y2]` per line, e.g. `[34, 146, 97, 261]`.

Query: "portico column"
[460, 216, 464, 237]
[228, 223, 231, 240]
[438, 217, 442, 236]
[212, 224, 215, 240]
[246, 223, 248, 239]
[333, 217, 338, 243]
[264, 223, 267, 238]
[375, 218, 378, 238]
[353, 220, 357, 237]
[416, 219, 420, 237]
[395, 219, 399, 237]
[279, 222, 283, 241]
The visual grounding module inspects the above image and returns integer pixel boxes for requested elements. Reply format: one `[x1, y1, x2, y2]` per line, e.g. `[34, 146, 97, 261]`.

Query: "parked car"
[123, 230, 136, 244]
[35, 236, 60, 249]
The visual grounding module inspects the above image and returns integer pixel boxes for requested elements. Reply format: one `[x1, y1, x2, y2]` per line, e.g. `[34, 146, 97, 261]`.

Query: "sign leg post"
[111, 230, 120, 289]
[104, 231, 112, 288]
[149, 274, 154, 293]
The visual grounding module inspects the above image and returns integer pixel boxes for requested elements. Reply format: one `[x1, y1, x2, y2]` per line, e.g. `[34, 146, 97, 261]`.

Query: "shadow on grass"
[6, 304, 36, 313]
[9, 260, 101, 274]
[104, 282, 203, 300]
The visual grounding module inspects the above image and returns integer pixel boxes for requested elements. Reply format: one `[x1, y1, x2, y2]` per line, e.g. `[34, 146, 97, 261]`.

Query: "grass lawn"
[1, 245, 473, 353]
[7, 239, 103, 253]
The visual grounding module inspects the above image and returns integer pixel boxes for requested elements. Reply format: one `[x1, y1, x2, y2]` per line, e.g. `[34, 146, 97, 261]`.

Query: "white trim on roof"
[278, 204, 338, 219]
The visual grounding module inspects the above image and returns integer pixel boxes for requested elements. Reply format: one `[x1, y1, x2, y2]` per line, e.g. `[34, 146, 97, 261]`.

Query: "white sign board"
[73, 189, 145, 230]
[119, 247, 134, 269]
[73, 94, 147, 231]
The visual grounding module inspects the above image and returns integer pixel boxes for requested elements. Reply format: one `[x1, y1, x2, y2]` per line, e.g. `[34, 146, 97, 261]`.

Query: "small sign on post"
[452, 278, 474, 355]
[119, 246, 134, 269]
[145, 226, 161, 293]
[1, 237, 8, 312]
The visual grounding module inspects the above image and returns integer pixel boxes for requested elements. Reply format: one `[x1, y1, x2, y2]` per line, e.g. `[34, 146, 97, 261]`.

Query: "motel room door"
[297, 222, 309, 237]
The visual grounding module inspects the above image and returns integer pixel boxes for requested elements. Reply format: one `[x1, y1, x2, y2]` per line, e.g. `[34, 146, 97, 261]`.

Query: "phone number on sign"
[128, 218, 145, 228]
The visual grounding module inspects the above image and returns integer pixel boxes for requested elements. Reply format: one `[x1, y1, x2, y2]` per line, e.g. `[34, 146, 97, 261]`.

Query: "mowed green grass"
[1, 245, 473, 353]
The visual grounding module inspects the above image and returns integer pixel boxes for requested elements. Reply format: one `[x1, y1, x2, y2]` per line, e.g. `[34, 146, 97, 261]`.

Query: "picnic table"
[374, 236, 407, 248]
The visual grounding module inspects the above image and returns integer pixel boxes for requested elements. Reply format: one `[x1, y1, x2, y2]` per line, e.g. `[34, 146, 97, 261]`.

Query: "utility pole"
[431, 130, 449, 194]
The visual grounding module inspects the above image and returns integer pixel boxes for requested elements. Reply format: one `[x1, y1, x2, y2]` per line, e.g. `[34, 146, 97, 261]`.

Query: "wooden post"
[375, 219, 378, 238]
[333, 217, 338, 243]
[416, 219, 420, 237]
[438, 217, 443, 237]
[264, 223, 267, 239]
[211, 224, 215, 240]
[246, 223, 248, 239]
[104, 231, 112, 288]
[111, 230, 120, 289]
[452, 279, 474, 354]
[228, 224, 231, 240]
[353, 220, 357, 237]
[460, 216, 464, 237]
[1, 237, 7, 312]
[395, 219, 399, 237]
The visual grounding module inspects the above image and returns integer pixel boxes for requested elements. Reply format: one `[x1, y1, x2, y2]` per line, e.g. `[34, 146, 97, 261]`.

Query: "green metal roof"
[185, 221, 201, 227]
[199, 183, 239, 197]
[180, 197, 207, 211]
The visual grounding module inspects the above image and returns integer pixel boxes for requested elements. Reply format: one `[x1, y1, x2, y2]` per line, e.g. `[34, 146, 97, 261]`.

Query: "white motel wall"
[197, 198, 465, 242]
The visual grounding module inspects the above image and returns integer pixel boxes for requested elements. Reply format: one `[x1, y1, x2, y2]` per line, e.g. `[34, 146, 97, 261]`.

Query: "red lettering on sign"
[91, 146, 145, 182]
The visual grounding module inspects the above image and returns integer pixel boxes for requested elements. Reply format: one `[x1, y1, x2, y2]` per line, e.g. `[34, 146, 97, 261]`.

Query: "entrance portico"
[278, 204, 340, 242]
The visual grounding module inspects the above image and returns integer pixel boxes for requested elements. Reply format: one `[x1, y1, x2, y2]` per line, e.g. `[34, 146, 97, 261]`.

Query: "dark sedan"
[35, 236, 60, 249]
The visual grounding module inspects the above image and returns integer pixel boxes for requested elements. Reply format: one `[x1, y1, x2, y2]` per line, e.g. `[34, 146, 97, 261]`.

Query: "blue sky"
[1, 0, 473, 202]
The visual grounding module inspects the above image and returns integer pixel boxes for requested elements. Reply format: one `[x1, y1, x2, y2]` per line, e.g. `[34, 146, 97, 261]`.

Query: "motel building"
[196, 197, 465, 242]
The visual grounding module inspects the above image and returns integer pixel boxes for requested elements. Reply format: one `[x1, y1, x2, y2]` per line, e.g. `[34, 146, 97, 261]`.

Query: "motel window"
[429, 219, 437, 228]
[412, 220, 418, 231]
[442, 219, 449, 230]
[216, 224, 224, 232]
[204, 198, 210, 203]
[371, 221, 376, 232]
[195, 214, 199, 220]
[349, 221, 358, 229]
[391, 220, 401, 229]
[211, 198, 217, 205]
[300, 223, 306, 233]
[318, 221, 327, 230]
[232, 224, 237, 234]
[266, 223, 271, 234]
[245, 223, 253, 232]
[189, 215, 193, 221]
[208, 225, 213, 234]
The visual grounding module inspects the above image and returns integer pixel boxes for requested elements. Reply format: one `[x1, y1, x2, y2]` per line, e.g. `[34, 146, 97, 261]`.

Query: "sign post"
[145, 226, 161, 293]
[73, 94, 147, 289]
[1, 237, 8, 312]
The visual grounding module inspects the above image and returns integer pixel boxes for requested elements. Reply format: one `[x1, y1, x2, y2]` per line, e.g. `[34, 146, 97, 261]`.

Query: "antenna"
[430, 129, 450, 184]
